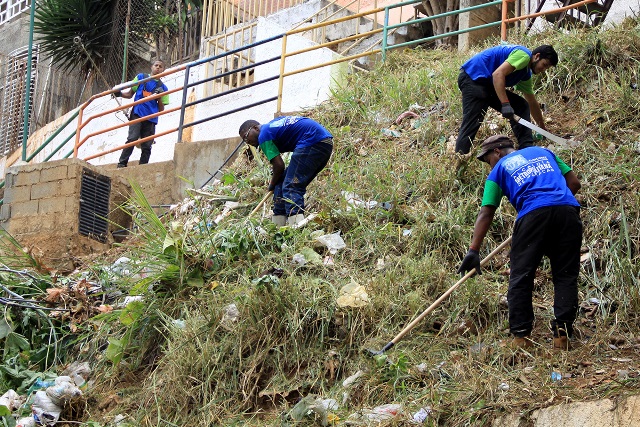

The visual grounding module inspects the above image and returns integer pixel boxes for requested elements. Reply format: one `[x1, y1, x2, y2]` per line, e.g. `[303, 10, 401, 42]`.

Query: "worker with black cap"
[458, 135, 583, 351]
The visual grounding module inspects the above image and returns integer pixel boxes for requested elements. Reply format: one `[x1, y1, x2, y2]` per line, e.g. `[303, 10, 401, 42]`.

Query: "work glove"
[457, 249, 481, 276]
[112, 87, 122, 97]
[153, 86, 165, 95]
[501, 102, 515, 120]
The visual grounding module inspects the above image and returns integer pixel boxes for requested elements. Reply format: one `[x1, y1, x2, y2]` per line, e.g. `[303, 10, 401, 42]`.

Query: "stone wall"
[0, 136, 241, 271]
[0, 158, 130, 272]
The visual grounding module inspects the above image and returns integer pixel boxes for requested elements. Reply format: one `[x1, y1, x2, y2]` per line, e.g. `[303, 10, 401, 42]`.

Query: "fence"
[0, 0, 609, 205]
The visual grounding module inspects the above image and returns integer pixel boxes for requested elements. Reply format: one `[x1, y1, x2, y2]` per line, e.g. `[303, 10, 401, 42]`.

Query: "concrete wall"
[0, 133, 242, 270]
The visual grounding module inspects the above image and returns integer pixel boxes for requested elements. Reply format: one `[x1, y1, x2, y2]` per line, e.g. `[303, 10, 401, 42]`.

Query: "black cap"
[476, 135, 515, 163]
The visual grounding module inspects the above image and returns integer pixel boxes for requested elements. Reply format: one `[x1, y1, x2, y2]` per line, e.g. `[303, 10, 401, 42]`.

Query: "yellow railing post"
[277, 34, 287, 115]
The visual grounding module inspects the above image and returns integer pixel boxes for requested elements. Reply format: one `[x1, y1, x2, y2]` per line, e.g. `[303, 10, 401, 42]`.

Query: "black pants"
[508, 205, 582, 338]
[118, 114, 155, 167]
[455, 71, 534, 154]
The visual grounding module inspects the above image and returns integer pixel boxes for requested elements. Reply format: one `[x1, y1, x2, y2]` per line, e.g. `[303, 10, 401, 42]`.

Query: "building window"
[0, 0, 30, 26]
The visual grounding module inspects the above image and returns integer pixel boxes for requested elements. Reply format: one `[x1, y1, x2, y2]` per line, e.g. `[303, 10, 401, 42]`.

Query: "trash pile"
[0, 362, 91, 426]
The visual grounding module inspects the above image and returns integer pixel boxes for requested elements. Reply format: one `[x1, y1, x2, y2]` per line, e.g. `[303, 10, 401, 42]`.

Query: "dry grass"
[30, 18, 640, 427]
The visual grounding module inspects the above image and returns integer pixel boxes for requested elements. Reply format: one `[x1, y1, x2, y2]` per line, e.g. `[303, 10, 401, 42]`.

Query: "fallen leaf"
[45, 288, 66, 303]
[97, 305, 113, 314]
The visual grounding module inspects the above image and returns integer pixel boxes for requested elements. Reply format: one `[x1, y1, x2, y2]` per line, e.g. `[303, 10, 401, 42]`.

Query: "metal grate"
[79, 169, 111, 243]
[0, 44, 39, 156]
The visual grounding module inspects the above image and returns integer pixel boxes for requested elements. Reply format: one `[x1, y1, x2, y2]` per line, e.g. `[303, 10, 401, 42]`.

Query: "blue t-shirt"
[131, 73, 169, 124]
[484, 146, 580, 220]
[461, 45, 533, 88]
[258, 116, 332, 160]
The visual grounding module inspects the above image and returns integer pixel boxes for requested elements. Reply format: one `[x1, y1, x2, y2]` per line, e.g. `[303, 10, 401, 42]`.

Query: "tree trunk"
[421, 0, 459, 47]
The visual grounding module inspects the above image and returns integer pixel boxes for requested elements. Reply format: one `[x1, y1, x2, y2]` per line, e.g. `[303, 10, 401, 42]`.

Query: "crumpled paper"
[336, 281, 369, 307]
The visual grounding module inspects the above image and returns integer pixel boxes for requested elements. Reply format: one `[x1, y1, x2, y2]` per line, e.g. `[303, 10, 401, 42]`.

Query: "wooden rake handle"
[248, 191, 274, 217]
[389, 235, 513, 346]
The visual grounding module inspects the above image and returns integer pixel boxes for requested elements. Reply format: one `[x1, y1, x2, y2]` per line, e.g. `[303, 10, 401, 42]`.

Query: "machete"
[513, 115, 568, 145]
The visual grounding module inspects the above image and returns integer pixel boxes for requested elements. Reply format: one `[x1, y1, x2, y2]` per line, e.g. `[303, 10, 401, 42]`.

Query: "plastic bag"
[32, 390, 62, 426]
[0, 389, 24, 411]
[45, 376, 82, 406]
[315, 232, 346, 254]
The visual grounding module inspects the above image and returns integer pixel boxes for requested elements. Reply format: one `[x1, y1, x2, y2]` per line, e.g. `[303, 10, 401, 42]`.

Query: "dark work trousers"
[272, 139, 333, 217]
[117, 114, 155, 167]
[508, 205, 582, 338]
[455, 71, 534, 154]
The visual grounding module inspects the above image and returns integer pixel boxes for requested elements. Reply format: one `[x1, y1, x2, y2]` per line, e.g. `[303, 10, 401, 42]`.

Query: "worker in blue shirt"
[455, 45, 558, 155]
[239, 116, 333, 226]
[458, 135, 582, 351]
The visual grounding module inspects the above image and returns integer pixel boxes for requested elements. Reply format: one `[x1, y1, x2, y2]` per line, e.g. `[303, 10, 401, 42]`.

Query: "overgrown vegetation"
[3, 18, 640, 426]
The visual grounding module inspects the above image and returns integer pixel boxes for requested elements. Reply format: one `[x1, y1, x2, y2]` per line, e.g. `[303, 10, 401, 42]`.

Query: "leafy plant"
[34, 0, 117, 74]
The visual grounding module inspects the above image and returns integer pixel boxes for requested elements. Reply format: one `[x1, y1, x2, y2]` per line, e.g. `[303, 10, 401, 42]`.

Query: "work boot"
[510, 336, 534, 350]
[271, 215, 286, 226]
[287, 214, 305, 226]
[552, 336, 570, 351]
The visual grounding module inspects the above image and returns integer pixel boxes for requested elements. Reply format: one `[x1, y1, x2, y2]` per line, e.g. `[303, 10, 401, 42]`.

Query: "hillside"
[1, 18, 639, 427]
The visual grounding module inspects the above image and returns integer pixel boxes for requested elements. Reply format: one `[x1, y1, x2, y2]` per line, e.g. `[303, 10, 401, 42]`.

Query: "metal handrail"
[4, 0, 600, 200]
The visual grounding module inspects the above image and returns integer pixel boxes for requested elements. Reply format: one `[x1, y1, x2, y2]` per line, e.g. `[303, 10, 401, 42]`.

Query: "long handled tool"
[368, 236, 513, 356]
[248, 191, 274, 217]
[513, 115, 568, 145]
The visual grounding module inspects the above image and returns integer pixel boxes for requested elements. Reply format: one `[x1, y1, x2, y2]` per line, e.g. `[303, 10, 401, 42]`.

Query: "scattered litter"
[580, 251, 591, 262]
[402, 229, 412, 237]
[62, 361, 92, 390]
[336, 281, 369, 308]
[290, 395, 339, 426]
[16, 417, 35, 427]
[172, 319, 186, 329]
[292, 253, 307, 265]
[376, 258, 385, 270]
[290, 213, 318, 229]
[415, 363, 428, 373]
[32, 390, 62, 425]
[551, 372, 562, 382]
[523, 366, 535, 374]
[612, 357, 632, 363]
[179, 199, 196, 215]
[380, 201, 393, 210]
[349, 403, 402, 422]
[323, 255, 335, 266]
[342, 370, 365, 388]
[395, 111, 419, 124]
[589, 297, 601, 304]
[45, 376, 82, 406]
[498, 382, 510, 391]
[113, 414, 127, 425]
[342, 191, 378, 210]
[117, 295, 144, 308]
[110, 257, 133, 276]
[221, 303, 240, 328]
[213, 201, 240, 224]
[412, 406, 432, 423]
[413, 118, 429, 129]
[0, 389, 24, 411]
[300, 247, 323, 265]
[381, 128, 401, 138]
[316, 232, 346, 254]
[617, 370, 630, 379]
